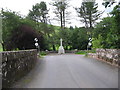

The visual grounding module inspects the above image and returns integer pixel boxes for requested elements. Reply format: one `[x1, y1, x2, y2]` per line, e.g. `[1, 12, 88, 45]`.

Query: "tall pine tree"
[51, 0, 70, 29]
[75, 1, 102, 37]
[28, 1, 49, 24]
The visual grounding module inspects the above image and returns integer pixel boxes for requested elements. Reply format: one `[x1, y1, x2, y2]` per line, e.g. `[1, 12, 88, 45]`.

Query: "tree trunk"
[52, 45, 56, 51]
[89, 14, 92, 28]
[89, 11, 92, 38]
[47, 34, 50, 38]
[65, 46, 68, 50]
[2, 42, 5, 51]
[60, 12, 63, 29]
[63, 9, 65, 28]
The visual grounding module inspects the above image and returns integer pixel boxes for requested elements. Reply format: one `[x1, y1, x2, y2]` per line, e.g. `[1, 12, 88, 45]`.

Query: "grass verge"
[75, 51, 87, 55]
[0, 44, 3, 52]
[38, 51, 47, 58]
[75, 49, 96, 55]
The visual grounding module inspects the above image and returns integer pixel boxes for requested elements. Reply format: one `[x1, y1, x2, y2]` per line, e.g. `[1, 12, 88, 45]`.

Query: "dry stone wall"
[46, 50, 78, 53]
[1, 49, 37, 88]
[88, 49, 120, 66]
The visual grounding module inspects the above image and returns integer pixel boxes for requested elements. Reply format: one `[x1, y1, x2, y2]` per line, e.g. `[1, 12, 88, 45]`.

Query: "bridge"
[1, 50, 119, 88]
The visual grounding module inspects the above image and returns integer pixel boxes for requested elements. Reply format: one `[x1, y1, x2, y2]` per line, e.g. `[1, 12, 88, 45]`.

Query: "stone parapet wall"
[45, 50, 78, 54]
[88, 49, 120, 66]
[1, 49, 37, 88]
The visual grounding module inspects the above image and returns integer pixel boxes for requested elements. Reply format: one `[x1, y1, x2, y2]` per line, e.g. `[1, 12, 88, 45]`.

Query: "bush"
[40, 51, 47, 56]
[5, 25, 45, 51]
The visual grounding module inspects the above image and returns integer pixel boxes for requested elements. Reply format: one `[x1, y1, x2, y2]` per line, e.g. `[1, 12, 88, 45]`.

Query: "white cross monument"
[58, 38, 65, 54]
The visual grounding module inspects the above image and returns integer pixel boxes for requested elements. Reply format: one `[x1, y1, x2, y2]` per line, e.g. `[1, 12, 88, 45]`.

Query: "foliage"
[6, 25, 44, 50]
[1, 9, 22, 50]
[39, 51, 47, 56]
[75, 1, 102, 28]
[47, 25, 59, 50]
[93, 17, 112, 48]
[1, 1, 120, 52]
[70, 27, 88, 50]
[58, 28, 72, 49]
[51, 0, 70, 28]
[102, 0, 119, 8]
[109, 5, 120, 48]
[92, 37, 102, 49]
[93, 5, 120, 49]
[1, 9, 47, 51]
[28, 1, 49, 23]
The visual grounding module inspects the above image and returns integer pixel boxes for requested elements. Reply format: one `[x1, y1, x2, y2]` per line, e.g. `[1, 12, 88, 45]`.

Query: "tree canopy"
[28, 1, 49, 23]
[75, 1, 102, 28]
[1, 1, 120, 51]
[51, 0, 70, 29]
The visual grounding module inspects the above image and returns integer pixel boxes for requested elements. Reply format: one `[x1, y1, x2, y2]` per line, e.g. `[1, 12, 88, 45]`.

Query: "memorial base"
[58, 46, 65, 54]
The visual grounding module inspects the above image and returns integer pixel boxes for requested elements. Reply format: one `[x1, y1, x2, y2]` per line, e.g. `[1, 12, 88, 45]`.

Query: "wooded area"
[0, 0, 120, 51]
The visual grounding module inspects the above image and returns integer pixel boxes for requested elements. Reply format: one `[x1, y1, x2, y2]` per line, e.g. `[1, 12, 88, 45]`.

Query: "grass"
[75, 49, 96, 55]
[39, 51, 47, 57]
[88, 49, 96, 53]
[0, 44, 3, 52]
[75, 50, 87, 55]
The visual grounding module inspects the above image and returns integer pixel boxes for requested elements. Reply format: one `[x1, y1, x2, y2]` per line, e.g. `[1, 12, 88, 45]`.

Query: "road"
[12, 54, 118, 88]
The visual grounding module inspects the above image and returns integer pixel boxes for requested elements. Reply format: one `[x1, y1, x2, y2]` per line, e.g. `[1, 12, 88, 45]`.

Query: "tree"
[47, 25, 57, 50]
[109, 5, 120, 48]
[75, 0, 102, 37]
[28, 1, 49, 23]
[92, 4, 120, 49]
[1, 9, 47, 51]
[70, 27, 88, 50]
[1, 9, 22, 50]
[93, 17, 113, 48]
[51, 0, 70, 29]
[58, 28, 72, 50]
[93, 14, 120, 49]
[0, 13, 2, 49]
[102, 0, 119, 8]
[5, 25, 46, 51]
[69, 26, 74, 30]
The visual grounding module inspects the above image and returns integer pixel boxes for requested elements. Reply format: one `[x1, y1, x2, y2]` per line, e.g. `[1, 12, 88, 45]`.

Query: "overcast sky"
[0, 0, 119, 27]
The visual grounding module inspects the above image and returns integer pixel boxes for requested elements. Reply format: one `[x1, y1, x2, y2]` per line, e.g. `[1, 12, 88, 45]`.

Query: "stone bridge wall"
[88, 49, 120, 66]
[1, 49, 37, 88]
[45, 50, 78, 53]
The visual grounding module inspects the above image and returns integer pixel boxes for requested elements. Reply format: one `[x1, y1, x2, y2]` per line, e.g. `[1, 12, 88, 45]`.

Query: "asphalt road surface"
[12, 54, 118, 88]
